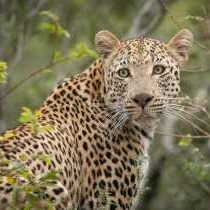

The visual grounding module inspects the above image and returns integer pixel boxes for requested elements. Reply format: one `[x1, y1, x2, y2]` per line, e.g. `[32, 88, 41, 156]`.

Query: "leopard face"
[95, 30, 193, 122]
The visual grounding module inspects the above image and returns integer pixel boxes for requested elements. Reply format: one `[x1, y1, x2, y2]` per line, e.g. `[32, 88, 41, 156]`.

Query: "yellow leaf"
[4, 130, 15, 139]
[19, 154, 29, 161]
[178, 135, 192, 146]
[6, 176, 16, 185]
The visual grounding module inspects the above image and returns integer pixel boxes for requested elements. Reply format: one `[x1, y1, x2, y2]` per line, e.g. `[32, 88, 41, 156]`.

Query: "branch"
[10, 0, 48, 68]
[203, 6, 210, 39]
[127, 0, 166, 37]
[160, 0, 210, 52]
[156, 131, 210, 139]
[0, 55, 70, 101]
[182, 67, 210, 73]
[201, 182, 210, 196]
[9, 23, 25, 69]
[26, 0, 48, 20]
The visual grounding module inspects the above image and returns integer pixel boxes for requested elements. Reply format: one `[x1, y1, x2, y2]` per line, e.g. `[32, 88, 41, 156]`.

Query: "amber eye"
[117, 68, 130, 78]
[153, 65, 166, 75]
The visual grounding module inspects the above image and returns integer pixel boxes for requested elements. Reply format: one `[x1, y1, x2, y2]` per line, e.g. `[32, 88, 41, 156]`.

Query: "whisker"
[115, 113, 128, 129]
[168, 103, 203, 112]
[103, 102, 129, 130]
[169, 103, 199, 109]
[110, 113, 122, 129]
[166, 109, 210, 137]
[170, 106, 210, 127]
[157, 97, 187, 101]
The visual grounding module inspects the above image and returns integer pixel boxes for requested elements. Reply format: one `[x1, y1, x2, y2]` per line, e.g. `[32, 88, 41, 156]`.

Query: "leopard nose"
[132, 93, 154, 109]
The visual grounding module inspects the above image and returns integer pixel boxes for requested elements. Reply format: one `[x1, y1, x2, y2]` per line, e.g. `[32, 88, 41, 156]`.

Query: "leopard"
[0, 29, 193, 210]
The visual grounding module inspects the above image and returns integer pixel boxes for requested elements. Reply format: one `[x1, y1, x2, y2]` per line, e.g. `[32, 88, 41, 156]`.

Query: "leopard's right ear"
[95, 30, 121, 57]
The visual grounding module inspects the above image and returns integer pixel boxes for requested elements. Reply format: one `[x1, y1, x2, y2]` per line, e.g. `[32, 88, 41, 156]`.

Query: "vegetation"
[0, 0, 210, 209]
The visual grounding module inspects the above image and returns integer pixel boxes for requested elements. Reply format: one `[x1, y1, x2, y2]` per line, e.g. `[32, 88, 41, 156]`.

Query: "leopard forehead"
[112, 37, 176, 67]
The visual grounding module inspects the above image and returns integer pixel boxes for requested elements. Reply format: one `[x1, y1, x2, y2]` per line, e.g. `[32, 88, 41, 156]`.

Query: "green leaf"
[23, 203, 33, 210]
[178, 135, 192, 146]
[37, 125, 54, 134]
[53, 51, 63, 62]
[39, 10, 70, 39]
[39, 10, 59, 22]
[56, 24, 70, 39]
[6, 176, 17, 185]
[19, 154, 29, 162]
[183, 161, 210, 182]
[0, 61, 8, 83]
[18, 107, 42, 136]
[17, 167, 32, 180]
[0, 158, 11, 167]
[37, 154, 52, 166]
[18, 107, 34, 124]
[182, 15, 204, 22]
[41, 170, 59, 182]
[0, 130, 14, 141]
[34, 110, 41, 118]
[39, 22, 57, 34]
[43, 68, 52, 74]
[70, 43, 98, 59]
[39, 22, 70, 39]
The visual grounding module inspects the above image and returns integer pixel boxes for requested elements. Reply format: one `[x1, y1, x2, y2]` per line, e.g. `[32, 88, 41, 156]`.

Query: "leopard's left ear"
[167, 29, 193, 67]
[95, 30, 122, 57]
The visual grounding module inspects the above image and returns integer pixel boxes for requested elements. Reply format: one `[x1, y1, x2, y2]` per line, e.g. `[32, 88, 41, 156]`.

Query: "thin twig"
[26, 0, 48, 20]
[202, 6, 210, 38]
[182, 68, 210, 73]
[127, 0, 166, 37]
[156, 131, 210, 139]
[201, 182, 210, 196]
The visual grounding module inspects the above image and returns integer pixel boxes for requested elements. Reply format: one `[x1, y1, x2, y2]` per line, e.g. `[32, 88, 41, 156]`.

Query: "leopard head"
[95, 30, 193, 124]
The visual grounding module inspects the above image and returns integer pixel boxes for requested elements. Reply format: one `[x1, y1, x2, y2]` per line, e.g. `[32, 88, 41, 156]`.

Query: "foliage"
[178, 135, 192, 146]
[181, 142, 210, 183]
[95, 186, 117, 210]
[0, 130, 14, 141]
[70, 43, 98, 59]
[39, 10, 70, 39]
[0, 105, 57, 209]
[0, 150, 60, 210]
[0, 61, 8, 83]
[18, 107, 53, 136]
[0, 8, 99, 209]
[182, 15, 204, 22]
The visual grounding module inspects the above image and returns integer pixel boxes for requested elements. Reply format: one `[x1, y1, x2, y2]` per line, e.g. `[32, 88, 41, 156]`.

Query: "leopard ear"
[95, 30, 121, 56]
[168, 29, 193, 67]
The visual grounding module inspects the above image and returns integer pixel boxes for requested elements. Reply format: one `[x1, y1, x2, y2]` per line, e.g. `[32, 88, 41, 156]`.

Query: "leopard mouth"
[129, 103, 165, 121]
[105, 102, 163, 128]
[145, 104, 165, 118]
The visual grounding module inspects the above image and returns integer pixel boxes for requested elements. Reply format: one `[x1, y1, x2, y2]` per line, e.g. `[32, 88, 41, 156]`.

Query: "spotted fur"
[0, 29, 193, 210]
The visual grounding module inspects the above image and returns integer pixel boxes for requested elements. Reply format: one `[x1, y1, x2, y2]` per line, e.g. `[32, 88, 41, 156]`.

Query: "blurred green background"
[0, 0, 210, 209]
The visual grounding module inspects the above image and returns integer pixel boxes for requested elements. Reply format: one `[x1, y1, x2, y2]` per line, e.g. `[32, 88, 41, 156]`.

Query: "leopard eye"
[153, 65, 166, 75]
[117, 68, 130, 78]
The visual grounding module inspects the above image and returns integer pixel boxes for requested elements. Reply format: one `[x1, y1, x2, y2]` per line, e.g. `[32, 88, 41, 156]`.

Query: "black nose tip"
[132, 93, 154, 109]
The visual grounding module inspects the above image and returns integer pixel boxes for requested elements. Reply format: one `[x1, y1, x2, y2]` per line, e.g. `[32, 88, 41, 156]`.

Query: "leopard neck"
[40, 58, 106, 116]
[77, 58, 106, 103]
